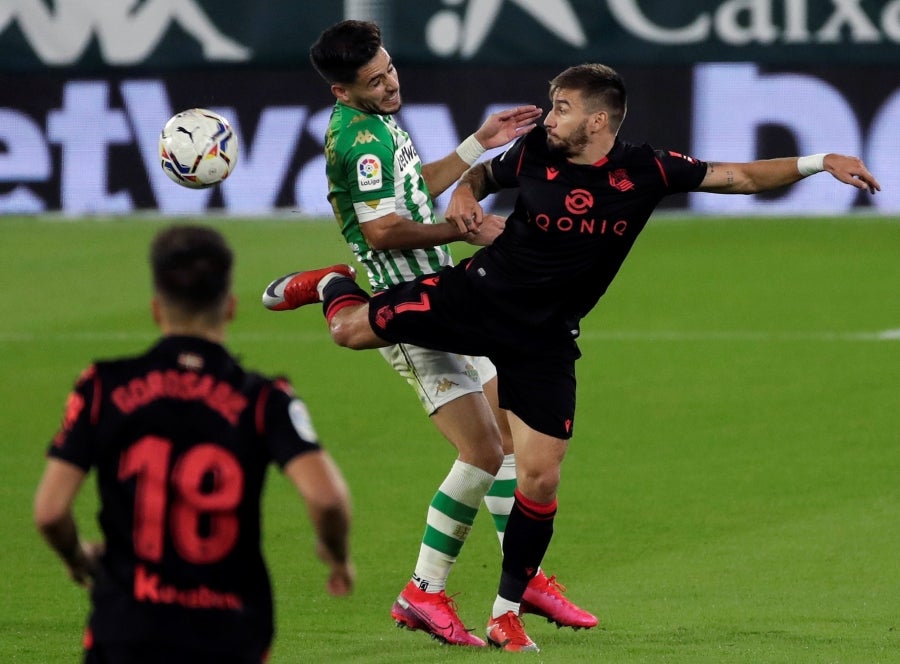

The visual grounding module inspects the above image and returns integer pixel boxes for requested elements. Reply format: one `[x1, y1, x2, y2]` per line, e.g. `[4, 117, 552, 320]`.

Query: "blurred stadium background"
[1, 0, 898, 217]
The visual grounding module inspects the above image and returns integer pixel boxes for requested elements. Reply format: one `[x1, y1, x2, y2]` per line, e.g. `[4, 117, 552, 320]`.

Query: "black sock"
[498, 489, 557, 603]
[321, 276, 369, 321]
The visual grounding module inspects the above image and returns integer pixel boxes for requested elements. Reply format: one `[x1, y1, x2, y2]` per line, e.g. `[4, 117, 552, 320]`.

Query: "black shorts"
[369, 265, 581, 439]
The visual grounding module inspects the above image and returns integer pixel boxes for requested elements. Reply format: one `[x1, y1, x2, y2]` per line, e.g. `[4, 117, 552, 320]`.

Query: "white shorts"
[378, 343, 497, 415]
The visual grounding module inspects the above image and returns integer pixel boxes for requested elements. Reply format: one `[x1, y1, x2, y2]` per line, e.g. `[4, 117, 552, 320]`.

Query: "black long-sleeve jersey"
[47, 336, 322, 658]
[470, 127, 709, 330]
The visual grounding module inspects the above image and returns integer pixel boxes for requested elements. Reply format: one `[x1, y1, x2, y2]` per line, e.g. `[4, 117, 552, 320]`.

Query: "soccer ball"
[158, 108, 238, 188]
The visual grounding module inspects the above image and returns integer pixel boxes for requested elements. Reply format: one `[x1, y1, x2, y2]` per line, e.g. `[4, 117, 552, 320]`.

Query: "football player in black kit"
[34, 225, 354, 663]
[261, 64, 880, 652]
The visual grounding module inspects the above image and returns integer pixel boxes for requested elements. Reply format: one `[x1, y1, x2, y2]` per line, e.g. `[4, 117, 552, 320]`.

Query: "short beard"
[547, 122, 589, 157]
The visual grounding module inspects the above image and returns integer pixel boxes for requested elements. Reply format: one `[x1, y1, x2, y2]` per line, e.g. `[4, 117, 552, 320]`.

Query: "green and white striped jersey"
[324, 101, 452, 292]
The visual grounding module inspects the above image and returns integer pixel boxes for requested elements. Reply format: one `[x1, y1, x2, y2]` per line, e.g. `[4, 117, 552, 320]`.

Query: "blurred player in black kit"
[34, 225, 354, 663]
[261, 64, 879, 652]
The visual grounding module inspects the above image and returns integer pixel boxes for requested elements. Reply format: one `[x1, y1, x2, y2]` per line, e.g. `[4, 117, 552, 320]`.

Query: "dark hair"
[550, 64, 627, 131]
[150, 225, 233, 311]
[310, 20, 384, 85]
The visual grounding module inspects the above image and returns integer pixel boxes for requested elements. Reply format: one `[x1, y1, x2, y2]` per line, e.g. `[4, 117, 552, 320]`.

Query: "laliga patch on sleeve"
[289, 398, 319, 443]
[356, 154, 382, 191]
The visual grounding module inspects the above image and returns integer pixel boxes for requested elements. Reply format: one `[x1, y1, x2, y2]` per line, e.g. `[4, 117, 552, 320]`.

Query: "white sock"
[492, 597, 521, 619]
[316, 272, 345, 300]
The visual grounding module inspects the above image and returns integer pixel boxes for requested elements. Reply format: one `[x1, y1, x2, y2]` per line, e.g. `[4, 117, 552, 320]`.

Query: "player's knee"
[517, 466, 561, 503]
[460, 443, 503, 475]
[328, 315, 362, 349]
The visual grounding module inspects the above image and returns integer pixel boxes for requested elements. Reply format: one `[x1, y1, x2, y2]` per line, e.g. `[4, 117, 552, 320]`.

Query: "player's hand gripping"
[464, 213, 505, 246]
[824, 154, 881, 194]
[473, 105, 542, 149]
[445, 179, 484, 236]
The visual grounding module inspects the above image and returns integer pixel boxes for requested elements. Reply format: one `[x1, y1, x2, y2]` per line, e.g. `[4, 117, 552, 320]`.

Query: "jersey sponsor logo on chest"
[396, 140, 419, 174]
[531, 187, 628, 236]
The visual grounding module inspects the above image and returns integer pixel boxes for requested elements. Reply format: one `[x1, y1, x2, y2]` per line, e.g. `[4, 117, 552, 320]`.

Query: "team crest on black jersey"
[608, 168, 635, 192]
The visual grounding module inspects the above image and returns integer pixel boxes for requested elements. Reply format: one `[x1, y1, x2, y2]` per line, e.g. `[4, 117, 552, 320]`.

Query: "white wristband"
[455, 134, 486, 166]
[797, 153, 827, 176]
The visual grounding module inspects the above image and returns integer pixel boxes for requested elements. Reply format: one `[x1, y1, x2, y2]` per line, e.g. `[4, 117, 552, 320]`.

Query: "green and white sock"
[412, 460, 494, 592]
[484, 453, 516, 547]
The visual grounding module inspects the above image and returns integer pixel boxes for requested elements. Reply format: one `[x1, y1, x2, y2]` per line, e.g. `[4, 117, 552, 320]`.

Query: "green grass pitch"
[1, 215, 898, 663]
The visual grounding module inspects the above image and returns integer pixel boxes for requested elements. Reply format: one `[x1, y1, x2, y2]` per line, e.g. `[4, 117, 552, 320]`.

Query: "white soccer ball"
[158, 108, 239, 188]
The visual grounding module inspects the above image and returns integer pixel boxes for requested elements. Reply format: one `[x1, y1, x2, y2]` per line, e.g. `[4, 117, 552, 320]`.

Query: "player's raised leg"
[262, 266, 386, 349]
[262, 264, 356, 311]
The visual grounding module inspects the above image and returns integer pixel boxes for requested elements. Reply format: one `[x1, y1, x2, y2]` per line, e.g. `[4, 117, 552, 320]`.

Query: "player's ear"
[592, 110, 609, 133]
[331, 83, 350, 103]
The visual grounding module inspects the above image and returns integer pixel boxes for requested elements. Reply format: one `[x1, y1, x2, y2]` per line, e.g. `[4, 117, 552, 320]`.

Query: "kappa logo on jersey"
[668, 150, 699, 164]
[608, 168, 635, 192]
[357, 155, 382, 192]
[564, 188, 594, 215]
[546, 166, 559, 180]
[352, 129, 381, 146]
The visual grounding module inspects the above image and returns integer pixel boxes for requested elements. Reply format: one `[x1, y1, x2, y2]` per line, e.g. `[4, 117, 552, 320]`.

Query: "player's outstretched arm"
[421, 105, 540, 198]
[697, 154, 881, 195]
